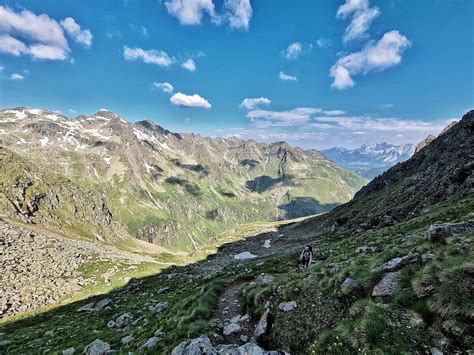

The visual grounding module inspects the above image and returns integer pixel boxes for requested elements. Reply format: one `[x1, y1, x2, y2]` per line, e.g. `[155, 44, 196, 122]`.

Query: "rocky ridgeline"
[0, 219, 156, 318]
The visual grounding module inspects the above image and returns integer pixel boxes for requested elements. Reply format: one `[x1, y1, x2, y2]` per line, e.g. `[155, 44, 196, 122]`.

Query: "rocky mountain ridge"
[0, 107, 366, 252]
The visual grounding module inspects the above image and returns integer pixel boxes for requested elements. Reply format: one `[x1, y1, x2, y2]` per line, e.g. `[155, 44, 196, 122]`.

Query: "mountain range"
[0, 110, 472, 354]
[0, 107, 366, 252]
[322, 142, 415, 179]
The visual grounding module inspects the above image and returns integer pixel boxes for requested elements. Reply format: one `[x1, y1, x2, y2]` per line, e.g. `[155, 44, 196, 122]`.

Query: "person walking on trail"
[300, 245, 313, 268]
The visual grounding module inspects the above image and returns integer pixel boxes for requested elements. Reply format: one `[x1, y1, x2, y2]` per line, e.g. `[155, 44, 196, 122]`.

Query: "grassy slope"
[1, 190, 472, 354]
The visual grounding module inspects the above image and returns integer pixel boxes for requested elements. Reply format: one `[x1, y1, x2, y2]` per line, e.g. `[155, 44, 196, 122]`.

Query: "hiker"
[299, 245, 313, 268]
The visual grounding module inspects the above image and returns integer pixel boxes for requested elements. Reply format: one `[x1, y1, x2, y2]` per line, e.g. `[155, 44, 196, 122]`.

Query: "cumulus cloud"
[330, 30, 411, 89]
[181, 58, 196, 71]
[170, 92, 211, 109]
[164, 0, 252, 30]
[282, 42, 302, 60]
[239, 97, 271, 110]
[0, 34, 28, 56]
[153, 81, 174, 93]
[247, 107, 348, 127]
[123, 46, 174, 67]
[60, 17, 93, 47]
[223, 0, 252, 30]
[164, 0, 216, 25]
[279, 71, 297, 82]
[336, 0, 380, 42]
[0, 6, 91, 60]
[10, 73, 24, 80]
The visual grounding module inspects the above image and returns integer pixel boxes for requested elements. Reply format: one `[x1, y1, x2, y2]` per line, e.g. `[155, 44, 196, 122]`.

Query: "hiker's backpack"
[303, 247, 311, 261]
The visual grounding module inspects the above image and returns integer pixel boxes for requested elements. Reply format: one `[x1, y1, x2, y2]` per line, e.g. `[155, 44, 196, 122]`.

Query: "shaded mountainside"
[1, 111, 473, 354]
[0, 107, 366, 252]
[312, 111, 474, 234]
[322, 142, 414, 179]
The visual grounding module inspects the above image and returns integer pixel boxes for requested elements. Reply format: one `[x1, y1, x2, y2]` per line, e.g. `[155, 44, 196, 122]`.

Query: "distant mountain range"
[0, 107, 366, 252]
[321, 142, 415, 179]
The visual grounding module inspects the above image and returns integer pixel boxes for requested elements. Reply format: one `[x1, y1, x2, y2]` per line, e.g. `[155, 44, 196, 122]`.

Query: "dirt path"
[213, 282, 255, 344]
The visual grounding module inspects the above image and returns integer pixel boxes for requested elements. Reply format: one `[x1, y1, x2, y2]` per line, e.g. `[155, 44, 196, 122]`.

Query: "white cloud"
[153, 81, 174, 93]
[223, 0, 252, 30]
[0, 6, 92, 60]
[123, 46, 174, 67]
[181, 58, 196, 71]
[29, 44, 68, 60]
[170, 92, 211, 109]
[282, 42, 302, 60]
[239, 97, 271, 110]
[279, 71, 297, 82]
[10, 73, 24, 80]
[336, 0, 380, 42]
[316, 37, 331, 48]
[0, 65, 4, 72]
[330, 30, 411, 89]
[60, 17, 93, 47]
[164, 0, 215, 25]
[164, 0, 252, 30]
[247, 107, 322, 127]
[0, 34, 28, 56]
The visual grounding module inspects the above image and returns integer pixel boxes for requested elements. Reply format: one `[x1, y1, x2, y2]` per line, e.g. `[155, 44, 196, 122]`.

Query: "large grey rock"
[254, 309, 270, 339]
[83, 339, 111, 355]
[107, 313, 134, 329]
[171, 335, 217, 355]
[217, 342, 269, 354]
[121, 335, 134, 345]
[63, 347, 75, 355]
[341, 277, 358, 291]
[356, 246, 377, 254]
[278, 301, 297, 312]
[372, 272, 401, 297]
[223, 322, 241, 336]
[371, 253, 419, 273]
[427, 220, 474, 243]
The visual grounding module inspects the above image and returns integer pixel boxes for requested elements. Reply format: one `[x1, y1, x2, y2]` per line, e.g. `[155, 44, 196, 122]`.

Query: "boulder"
[223, 323, 241, 336]
[258, 274, 274, 285]
[372, 272, 401, 297]
[171, 335, 217, 355]
[254, 309, 270, 339]
[62, 347, 75, 355]
[427, 220, 474, 243]
[121, 335, 134, 345]
[107, 313, 134, 329]
[83, 339, 111, 355]
[340, 277, 357, 291]
[371, 253, 419, 273]
[278, 301, 297, 312]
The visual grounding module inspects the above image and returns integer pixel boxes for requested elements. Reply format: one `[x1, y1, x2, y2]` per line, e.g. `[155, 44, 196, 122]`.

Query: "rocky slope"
[322, 142, 415, 179]
[0, 107, 366, 252]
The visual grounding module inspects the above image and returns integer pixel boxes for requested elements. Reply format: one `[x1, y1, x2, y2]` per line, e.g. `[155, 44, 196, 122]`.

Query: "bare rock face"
[427, 220, 474, 243]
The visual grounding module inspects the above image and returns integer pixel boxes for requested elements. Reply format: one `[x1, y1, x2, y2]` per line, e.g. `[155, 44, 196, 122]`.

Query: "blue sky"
[0, 0, 472, 149]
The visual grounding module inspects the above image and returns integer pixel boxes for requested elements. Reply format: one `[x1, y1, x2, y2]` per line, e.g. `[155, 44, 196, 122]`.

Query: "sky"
[0, 0, 472, 149]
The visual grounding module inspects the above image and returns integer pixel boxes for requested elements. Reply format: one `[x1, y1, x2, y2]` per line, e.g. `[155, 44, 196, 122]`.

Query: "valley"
[0, 110, 472, 353]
